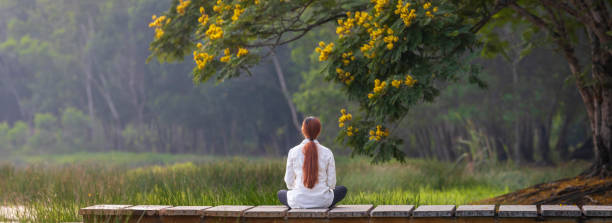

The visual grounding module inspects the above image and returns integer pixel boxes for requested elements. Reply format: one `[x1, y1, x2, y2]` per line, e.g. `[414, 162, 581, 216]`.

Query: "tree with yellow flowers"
[149, 0, 483, 163]
[149, 0, 612, 175]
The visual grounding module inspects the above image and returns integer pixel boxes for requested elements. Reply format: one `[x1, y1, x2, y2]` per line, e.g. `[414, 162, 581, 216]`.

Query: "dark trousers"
[278, 186, 347, 208]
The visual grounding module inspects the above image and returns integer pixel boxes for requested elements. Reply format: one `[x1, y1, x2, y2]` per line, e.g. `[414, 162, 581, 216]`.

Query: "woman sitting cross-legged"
[278, 116, 347, 209]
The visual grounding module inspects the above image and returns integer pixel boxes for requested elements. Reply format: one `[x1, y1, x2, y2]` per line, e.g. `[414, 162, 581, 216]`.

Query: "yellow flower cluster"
[383, 28, 398, 50]
[369, 26, 385, 40]
[368, 79, 387, 99]
[369, 125, 389, 141]
[220, 48, 231, 63]
[426, 11, 434, 18]
[373, 79, 386, 93]
[315, 41, 334, 61]
[355, 11, 372, 26]
[232, 4, 245, 22]
[193, 51, 214, 70]
[341, 52, 355, 65]
[237, 48, 249, 58]
[362, 24, 394, 58]
[371, 0, 389, 17]
[255, 0, 260, 4]
[360, 40, 376, 59]
[336, 68, 355, 85]
[213, 0, 232, 13]
[149, 15, 170, 39]
[338, 109, 352, 128]
[395, 0, 416, 27]
[205, 24, 223, 40]
[176, 0, 191, 15]
[336, 11, 372, 39]
[149, 15, 167, 27]
[391, 79, 402, 88]
[424, 2, 436, 18]
[153, 27, 163, 39]
[198, 7, 209, 26]
[336, 13, 355, 38]
[346, 126, 358, 136]
[405, 74, 417, 86]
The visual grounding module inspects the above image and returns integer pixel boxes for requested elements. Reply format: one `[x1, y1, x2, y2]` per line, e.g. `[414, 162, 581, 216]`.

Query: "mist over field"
[0, 0, 590, 163]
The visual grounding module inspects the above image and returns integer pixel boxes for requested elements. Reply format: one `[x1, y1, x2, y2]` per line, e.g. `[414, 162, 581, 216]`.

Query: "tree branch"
[245, 13, 346, 48]
[511, 1, 593, 96]
[542, 0, 611, 52]
[508, 2, 557, 35]
[470, 0, 510, 33]
[539, 0, 588, 23]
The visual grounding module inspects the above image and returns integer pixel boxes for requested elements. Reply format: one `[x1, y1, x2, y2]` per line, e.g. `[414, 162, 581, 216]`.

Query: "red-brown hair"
[301, 116, 321, 189]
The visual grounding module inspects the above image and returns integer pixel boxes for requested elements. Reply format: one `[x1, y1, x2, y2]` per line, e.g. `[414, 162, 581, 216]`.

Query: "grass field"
[0, 152, 588, 222]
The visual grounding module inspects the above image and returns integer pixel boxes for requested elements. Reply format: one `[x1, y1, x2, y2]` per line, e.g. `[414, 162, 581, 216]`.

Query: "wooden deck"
[79, 204, 612, 223]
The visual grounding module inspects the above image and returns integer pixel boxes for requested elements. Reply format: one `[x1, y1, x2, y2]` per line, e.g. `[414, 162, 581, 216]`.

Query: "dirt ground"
[477, 175, 612, 205]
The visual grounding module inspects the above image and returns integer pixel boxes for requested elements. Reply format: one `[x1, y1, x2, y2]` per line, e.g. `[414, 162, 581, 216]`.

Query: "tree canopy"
[149, 0, 501, 162]
[150, 0, 611, 173]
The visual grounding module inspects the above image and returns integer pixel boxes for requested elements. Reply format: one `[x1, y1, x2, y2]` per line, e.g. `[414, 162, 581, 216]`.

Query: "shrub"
[61, 107, 90, 151]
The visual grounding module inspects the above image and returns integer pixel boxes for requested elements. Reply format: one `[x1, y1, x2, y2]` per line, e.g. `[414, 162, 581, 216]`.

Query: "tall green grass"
[0, 154, 587, 222]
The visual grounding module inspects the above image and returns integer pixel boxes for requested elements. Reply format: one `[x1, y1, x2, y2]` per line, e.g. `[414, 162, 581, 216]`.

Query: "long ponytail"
[301, 117, 321, 189]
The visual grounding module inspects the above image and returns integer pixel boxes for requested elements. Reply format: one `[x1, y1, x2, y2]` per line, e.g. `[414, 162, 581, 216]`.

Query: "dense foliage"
[148, 0, 607, 168]
[149, 0, 493, 162]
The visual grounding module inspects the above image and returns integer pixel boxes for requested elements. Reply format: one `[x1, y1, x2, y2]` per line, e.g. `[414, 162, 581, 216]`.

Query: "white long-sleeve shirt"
[284, 139, 336, 208]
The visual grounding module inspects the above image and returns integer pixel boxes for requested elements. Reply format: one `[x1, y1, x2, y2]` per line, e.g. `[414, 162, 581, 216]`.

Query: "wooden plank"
[455, 205, 495, 217]
[413, 205, 455, 217]
[540, 218, 580, 223]
[119, 205, 172, 216]
[327, 217, 370, 223]
[541, 205, 581, 217]
[159, 206, 211, 216]
[79, 204, 132, 215]
[204, 205, 254, 217]
[584, 218, 612, 223]
[160, 215, 203, 223]
[206, 216, 242, 223]
[329, 205, 374, 218]
[370, 217, 411, 223]
[411, 217, 457, 223]
[498, 205, 538, 217]
[243, 205, 289, 218]
[370, 205, 414, 217]
[287, 208, 328, 218]
[83, 215, 131, 223]
[456, 217, 495, 223]
[582, 206, 612, 217]
[288, 218, 329, 223]
[497, 218, 538, 223]
[244, 218, 288, 223]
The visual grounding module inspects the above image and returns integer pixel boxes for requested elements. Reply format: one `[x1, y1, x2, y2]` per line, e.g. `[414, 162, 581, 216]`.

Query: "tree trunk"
[520, 120, 534, 162]
[511, 58, 522, 163]
[508, 0, 612, 175]
[270, 49, 301, 133]
[580, 29, 612, 177]
[0, 57, 27, 120]
[555, 101, 577, 161]
[537, 122, 553, 165]
[92, 72, 121, 124]
[581, 87, 612, 177]
[85, 71, 95, 122]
